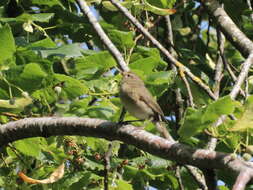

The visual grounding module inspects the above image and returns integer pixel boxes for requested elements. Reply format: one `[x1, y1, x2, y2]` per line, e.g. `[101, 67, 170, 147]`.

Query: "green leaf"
[107, 29, 135, 50]
[39, 43, 83, 58]
[143, 1, 176, 15]
[202, 96, 237, 122]
[32, 86, 57, 104]
[145, 0, 176, 8]
[17, 13, 55, 22]
[146, 71, 175, 85]
[19, 63, 47, 91]
[230, 95, 253, 131]
[54, 74, 89, 99]
[21, 63, 47, 80]
[102, 1, 132, 11]
[87, 100, 116, 120]
[0, 24, 15, 69]
[179, 96, 236, 139]
[113, 180, 133, 190]
[75, 51, 116, 79]
[130, 57, 159, 73]
[27, 37, 57, 49]
[135, 46, 161, 58]
[0, 97, 32, 110]
[69, 172, 92, 190]
[13, 138, 42, 157]
[32, 0, 64, 7]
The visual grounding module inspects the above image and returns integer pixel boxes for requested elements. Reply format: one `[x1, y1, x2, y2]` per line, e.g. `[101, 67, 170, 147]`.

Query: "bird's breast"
[119, 84, 154, 120]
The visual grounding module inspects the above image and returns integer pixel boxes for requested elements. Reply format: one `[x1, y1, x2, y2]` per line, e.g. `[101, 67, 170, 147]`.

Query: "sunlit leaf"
[230, 95, 253, 131]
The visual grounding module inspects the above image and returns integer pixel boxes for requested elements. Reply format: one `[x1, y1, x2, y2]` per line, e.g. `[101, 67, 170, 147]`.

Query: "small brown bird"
[119, 71, 173, 141]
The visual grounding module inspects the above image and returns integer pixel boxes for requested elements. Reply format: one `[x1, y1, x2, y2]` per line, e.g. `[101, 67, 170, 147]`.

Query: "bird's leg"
[117, 107, 144, 125]
[118, 107, 126, 123]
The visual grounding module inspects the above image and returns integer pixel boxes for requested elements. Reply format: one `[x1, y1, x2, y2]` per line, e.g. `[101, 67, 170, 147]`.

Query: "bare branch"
[230, 54, 253, 99]
[104, 143, 113, 190]
[213, 28, 224, 99]
[232, 170, 253, 190]
[176, 166, 185, 190]
[76, 0, 129, 72]
[185, 165, 208, 190]
[202, 0, 253, 57]
[1, 117, 253, 182]
[246, 0, 253, 24]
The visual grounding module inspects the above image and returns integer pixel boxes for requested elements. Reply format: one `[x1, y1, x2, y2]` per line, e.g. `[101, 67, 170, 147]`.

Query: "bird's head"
[121, 71, 144, 86]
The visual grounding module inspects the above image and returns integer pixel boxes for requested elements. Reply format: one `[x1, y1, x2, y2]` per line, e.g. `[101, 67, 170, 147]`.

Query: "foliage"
[0, 0, 253, 189]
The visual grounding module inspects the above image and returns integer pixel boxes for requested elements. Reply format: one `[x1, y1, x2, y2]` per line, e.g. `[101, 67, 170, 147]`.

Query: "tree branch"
[1, 117, 253, 182]
[201, 0, 253, 57]
[230, 54, 253, 99]
[232, 169, 253, 190]
[76, 0, 129, 72]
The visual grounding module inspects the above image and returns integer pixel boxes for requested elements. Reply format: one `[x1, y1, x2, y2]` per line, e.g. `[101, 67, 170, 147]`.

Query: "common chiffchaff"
[119, 71, 173, 141]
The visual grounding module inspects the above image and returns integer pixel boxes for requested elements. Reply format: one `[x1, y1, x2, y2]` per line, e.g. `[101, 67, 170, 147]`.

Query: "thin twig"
[230, 54, 253, 99]
[206, 17, 211, 49]
[165, 15, 207, 190]
[7, 144, 31, 170]
[126, 16, 162, 64]
[164, 15, 177, 56]
[176, 166, 185, 190]
[180, 71, 195, 108]
[104, 143, 113, 190]
[217, 28, 246, 98]
[213, 28, 224, 98]
[185, 165, 208, 190]
[246, 0, 253, 23]
[0, 153, 8, 167]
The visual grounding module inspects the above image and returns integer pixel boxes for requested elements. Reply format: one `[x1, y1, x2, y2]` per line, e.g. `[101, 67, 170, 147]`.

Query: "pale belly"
[120, 94, 154, 120]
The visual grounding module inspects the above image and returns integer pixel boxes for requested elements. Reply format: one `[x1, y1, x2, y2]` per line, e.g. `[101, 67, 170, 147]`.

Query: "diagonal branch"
[76, 0, 129, 72]
[230, 54, 253, 99]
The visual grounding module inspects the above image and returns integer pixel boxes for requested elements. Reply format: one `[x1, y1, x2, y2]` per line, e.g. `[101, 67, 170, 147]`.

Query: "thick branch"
[232, 170, 253, 190]
[202, 0, 253, 57]
[1, 117, 253, 178]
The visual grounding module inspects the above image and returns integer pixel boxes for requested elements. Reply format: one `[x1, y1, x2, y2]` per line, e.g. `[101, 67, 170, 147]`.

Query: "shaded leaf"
[0, 24, 15, 69]
[179, 96, 237, 139]
[13, 138, 41, 157]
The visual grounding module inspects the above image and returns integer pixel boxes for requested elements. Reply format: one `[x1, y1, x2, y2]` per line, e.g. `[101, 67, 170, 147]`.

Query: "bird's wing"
[139, 88, 164, 117]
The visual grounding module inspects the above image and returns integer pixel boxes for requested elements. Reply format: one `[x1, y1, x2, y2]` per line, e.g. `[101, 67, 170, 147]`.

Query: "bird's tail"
[154, 121, 174, 142]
